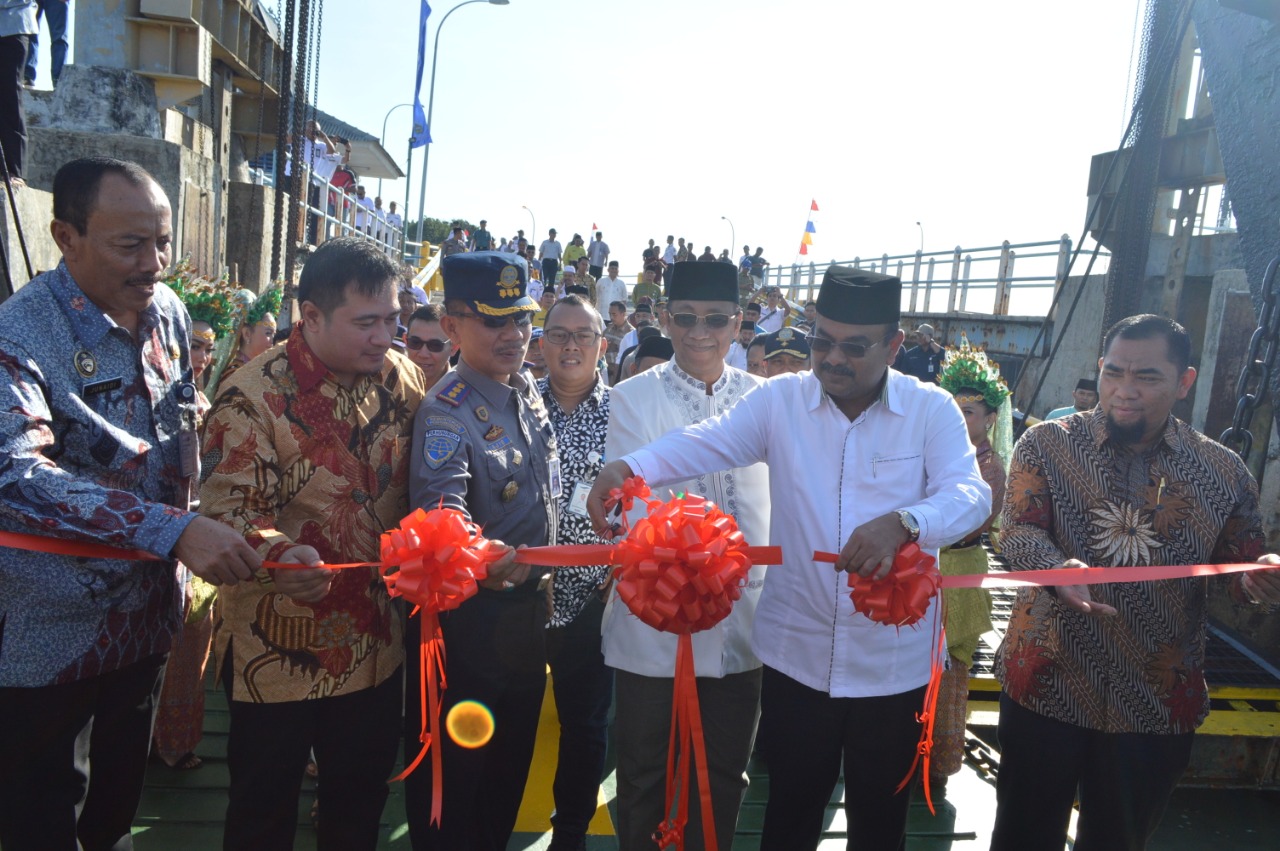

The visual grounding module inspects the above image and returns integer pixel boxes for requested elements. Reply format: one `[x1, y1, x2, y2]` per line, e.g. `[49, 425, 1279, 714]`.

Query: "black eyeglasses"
[449, 312, 533, 330]
[670, 312, 737, 329]
[542, 329, 602, 347]
[806, 335, 883, 359]
[405, 336, 449, 353]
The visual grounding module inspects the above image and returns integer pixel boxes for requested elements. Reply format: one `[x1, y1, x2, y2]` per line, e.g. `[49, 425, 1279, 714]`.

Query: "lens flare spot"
[446, 700, 495, 749]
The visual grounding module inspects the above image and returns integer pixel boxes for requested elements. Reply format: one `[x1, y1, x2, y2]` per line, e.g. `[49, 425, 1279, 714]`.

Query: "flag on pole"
[798, 200, 818, 257]
[592, 222, 598, 230]
[410, 2, 433, 149]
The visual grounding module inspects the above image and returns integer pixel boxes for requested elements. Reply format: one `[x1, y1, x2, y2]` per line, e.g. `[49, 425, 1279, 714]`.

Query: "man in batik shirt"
[201, 237, 426, 850]
[992, 314, 1280, 851]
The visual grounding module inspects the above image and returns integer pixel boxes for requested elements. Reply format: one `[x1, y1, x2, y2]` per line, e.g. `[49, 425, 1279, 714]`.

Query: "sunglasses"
[806, 336, 883, 359]
[405, 336, 449, 353]
[449, 312, 533, 330]
[670, 313, 737, 329]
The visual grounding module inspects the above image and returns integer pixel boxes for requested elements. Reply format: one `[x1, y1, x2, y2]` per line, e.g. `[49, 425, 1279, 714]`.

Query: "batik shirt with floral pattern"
[995, 411, 1264, 734]
[537, 376, 611, 627]
[0, 262, 196, 686]
[200, 329, 426, 703]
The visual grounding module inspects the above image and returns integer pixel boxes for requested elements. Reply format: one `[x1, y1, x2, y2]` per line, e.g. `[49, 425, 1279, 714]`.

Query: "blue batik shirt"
[0, 262, 198, 686]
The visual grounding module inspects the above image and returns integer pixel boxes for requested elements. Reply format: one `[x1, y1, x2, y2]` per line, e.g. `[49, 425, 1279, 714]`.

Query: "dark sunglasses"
[449, 312, 533, 330]
[670, 312, 736, 329]
[405, 336, 449, 353]
[806, 336, 883, 359]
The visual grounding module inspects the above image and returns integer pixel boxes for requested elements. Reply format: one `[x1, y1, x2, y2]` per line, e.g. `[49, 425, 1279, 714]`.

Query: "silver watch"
[896, 510, 920, 543]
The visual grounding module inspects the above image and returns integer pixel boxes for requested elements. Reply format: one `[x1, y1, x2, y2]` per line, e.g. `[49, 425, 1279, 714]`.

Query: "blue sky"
[44, 0, 1144, 280]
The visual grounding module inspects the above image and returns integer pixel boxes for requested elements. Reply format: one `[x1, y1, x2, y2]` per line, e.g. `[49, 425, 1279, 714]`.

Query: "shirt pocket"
[485, 451, 534, 515]
[867, 451, 925, 497]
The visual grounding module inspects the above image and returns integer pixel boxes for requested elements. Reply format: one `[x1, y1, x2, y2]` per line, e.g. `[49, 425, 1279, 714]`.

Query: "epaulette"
[436, 379, 471, 407]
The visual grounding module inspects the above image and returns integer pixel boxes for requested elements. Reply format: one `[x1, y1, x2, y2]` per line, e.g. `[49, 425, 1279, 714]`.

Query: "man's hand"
[836, 512, 910, 580]
[586, 460, 636, 537]
[1053, 559, 1118, 617]
[1242, 554, 1280, 605]
[268, 545, 334, 603]
[173, 516, 261, 585]
[480, 543, 531, 591]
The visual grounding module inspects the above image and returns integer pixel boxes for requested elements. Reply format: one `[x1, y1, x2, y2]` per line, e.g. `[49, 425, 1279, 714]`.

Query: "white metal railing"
[761, 236, 1110, 317]
[255, 160, 405, 259]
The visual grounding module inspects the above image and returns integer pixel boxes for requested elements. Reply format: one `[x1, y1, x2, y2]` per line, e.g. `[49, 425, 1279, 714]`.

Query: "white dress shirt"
[756, 306, 785, 334]
[595, 275, 628, 316]
[623, 368, 990, 697]
[540, 239, 563, 261]
[662, 244, 678, 265]
[725, 341, 747, 371]
[588, 239, 610, 267]
[603, 361, 770, 678]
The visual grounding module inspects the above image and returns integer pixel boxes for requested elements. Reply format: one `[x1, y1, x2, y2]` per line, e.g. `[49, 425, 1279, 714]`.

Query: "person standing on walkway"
[0, 156, 258, 851]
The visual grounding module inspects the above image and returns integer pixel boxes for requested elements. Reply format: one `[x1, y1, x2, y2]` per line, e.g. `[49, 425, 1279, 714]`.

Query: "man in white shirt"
[587, 231, 610, 279]
[588, 266, 990, 851]
[755, 287, 789, 333]
[600, 262, 769, 849]
[354, 185, 375, 234]
[725, 319, 757, 371]
[660, 235, 678, 289]
[384, 201, 403, 250]
[595, 260, 628, 317]
[539, 228, 563, 290]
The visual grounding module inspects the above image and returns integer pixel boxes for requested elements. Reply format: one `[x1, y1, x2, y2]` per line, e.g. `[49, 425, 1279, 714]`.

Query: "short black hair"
[298, 236, 401, 317]
[543, 294, 603, 332]
[1103, 314, 1192, 373]
[747, 336, 767, 351]
[409, 303, 445, 324]
[53, 157, 158, 235]
[609, 300, 627, 313]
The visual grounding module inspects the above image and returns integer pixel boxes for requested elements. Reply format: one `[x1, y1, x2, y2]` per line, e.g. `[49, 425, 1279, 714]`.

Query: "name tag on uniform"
[549, 458, 562, 497]
[569, 481, 592, 517]
[83, 377, 122, 397]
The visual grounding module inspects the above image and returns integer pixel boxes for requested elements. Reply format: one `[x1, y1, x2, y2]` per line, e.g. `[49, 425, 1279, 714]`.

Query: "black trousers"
[588, 264, 603, 280]
[0, 653, 167, 851]
[545, 595, 613, 841]
[222, 665, 403, 851]
[990, 692, 1194, 851]
[0, 34, 28, 180]
[541, 258, 560, 288]
[403, 589, 547, 850]
[757, 666, 926, 851]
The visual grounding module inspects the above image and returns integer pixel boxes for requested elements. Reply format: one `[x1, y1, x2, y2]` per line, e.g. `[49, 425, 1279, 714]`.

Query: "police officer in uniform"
[405, 251, 559, 851]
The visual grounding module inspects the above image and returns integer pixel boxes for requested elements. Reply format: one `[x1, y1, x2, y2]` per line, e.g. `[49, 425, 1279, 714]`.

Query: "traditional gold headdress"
[165, 260, 238, 339]
[939, 339, 1010, 411]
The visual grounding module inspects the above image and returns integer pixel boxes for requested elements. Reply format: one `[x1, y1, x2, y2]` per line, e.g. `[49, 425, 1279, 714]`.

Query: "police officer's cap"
[443, 251, 537, 317]
[763, 327, 810, 360]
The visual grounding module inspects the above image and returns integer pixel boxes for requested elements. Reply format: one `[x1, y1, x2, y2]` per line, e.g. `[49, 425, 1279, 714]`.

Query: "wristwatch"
[896, 510, 920, 543]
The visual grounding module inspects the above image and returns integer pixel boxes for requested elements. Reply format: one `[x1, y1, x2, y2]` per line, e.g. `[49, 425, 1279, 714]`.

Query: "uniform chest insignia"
[501, 481, 519, 502]
[436, 379, 471, 407]
[74, 349, 97, 378]
[423, 427, 462, 470]
[484, 424, 504, 442]
[474, 405, 489, 422]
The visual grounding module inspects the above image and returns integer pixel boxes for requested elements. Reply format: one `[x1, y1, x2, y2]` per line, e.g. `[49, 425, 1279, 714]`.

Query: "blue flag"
[410, 1, 432, 148]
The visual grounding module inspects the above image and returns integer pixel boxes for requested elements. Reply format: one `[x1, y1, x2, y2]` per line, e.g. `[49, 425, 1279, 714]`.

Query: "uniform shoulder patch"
[436, 379, 471, 407]
[422, 417, 465, 470]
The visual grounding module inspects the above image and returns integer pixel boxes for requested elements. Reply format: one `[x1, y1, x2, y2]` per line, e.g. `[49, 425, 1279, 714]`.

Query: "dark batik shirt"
[0, 262, 197, 686]
[537, 376, 611, 627]
[996, 411, 1265, 734]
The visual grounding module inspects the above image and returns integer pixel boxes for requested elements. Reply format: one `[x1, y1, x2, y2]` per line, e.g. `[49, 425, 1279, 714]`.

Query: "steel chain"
[1221, 255, 1280, 462]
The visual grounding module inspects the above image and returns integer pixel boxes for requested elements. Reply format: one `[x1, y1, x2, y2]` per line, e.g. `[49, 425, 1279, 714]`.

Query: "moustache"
[819, 362, 856, 378]
[127, 276, 162, 287]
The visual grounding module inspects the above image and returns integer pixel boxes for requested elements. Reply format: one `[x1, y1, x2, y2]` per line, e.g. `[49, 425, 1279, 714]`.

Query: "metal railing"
[761, 236, 1110, 317]
[253, 163, 405, 260]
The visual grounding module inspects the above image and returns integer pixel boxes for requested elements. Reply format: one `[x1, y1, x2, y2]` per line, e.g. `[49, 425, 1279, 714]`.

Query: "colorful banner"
[410, 2, 433, 149]
[798, 199, 818, 257]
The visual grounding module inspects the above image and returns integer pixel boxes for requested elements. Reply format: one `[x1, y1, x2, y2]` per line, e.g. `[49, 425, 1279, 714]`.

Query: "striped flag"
[798, 199, 818, 256]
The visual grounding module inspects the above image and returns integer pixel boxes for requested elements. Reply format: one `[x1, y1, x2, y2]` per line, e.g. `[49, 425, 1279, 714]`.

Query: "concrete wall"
[1014, 274, 1109, 419]
[227, 182, 276, 293]
[26, 128, 225, 276]
[0, 186, 62, 295]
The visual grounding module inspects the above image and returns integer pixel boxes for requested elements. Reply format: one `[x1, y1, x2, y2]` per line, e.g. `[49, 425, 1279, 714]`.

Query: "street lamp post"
[521, 205, 535, 244]
[720, 215, 735, 259]
[377, 102, 412, 199]
[415, 0, 511, 247]
[916, 221, 924, 253]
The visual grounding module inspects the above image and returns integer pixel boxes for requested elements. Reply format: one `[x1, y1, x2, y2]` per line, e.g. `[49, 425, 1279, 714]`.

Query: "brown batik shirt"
[200, 329, 426, 703]
[995, 411, 1264, 734]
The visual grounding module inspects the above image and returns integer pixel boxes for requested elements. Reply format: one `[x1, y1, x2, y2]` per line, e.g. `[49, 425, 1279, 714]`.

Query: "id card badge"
[549, 458, 563, 497]
[569, 481, 592, 517]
